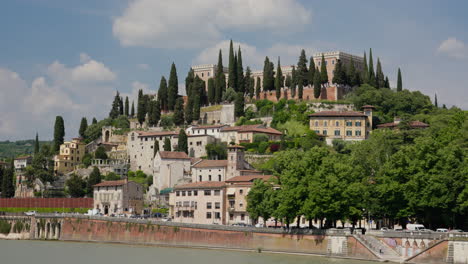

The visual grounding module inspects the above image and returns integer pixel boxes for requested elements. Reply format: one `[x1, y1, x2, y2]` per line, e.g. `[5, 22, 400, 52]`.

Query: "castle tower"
[362, 105, 375, 138]
[226, 145, 245, 180]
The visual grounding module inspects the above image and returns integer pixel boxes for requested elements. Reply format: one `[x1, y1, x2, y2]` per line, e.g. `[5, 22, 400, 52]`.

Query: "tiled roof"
[309, 111, 367, 117]
[192, 124, 227, 129]
[14, 155, 32, 160]
[190, 157, 203, 165]
[192, 159, 228, 168]
[221, 124, 263, 132]
[377, 121, 429, 128]
[137, 131, 177, 137]
[221, 125, 282, 135]
[174, 181, 225, 189]
[361, 105, 376, 109]
[226, 175, 273, 183]
[93, 180, 128, 187]
[158, 151, 190, 160]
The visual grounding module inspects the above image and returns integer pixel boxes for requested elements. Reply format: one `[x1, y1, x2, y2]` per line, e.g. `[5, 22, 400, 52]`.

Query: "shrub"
[253, 134, 269, 143]
[105, 172, 120, 181]
[0, 220, 11, 235]
[258, 142, 269, 154]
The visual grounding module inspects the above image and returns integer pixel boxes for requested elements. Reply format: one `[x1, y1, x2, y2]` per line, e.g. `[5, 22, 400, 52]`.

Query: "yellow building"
[54, 138, 86, 175]
[309, 105, 374, 145]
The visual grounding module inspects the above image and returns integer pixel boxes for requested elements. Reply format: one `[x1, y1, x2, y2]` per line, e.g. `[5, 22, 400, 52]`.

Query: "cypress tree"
[313, 70, 321, 99]
[244, 67, 253, 98]
[87, 167, 101, 196]
[192, 94, 200, 122]
[368, 48, 376, 87]
[228, 40, 237, 90]
[249, 77, 255, 99]
[173, 97, 185, 126]
[130, 101, 135, 117]
[207, 78, 215, 104]
[153, 100, 161, 126]
[291, 66, 297, 98]
[185, 68, 195, 96]
[298, 78, 304, 100]
[308, 57, 316, 86]
[362, 52, 368, 84]
[167, 63, 179, 110]
[347, 57, 357, 86]
[0, 167, 3, 194]
[332, 60, 346, 85]
[376, 58, 385, 88]
[147, 101, 155, 126]
[163, 137, 171, 151]
[79, 117, 88, 138]
[119, 96, 124, 115]
[262, 56, 274, 91]
[158, 76, 168, 111]
[153, 140, 159, 157]
[124, 96, 129, 116]
[34, 133, 40, 155]
[215, 49, 225, 104]
[184, 94, 194, 125]
[234, 92, 245, 118]
[1, 162, 14, 198]
[384, 76, 390, 88]
[109, 91, 121, 119]
[92, 117, 97, 124]
[177, 129, 188, 154]
[53, 116, 65, 152]
[285, 75, 291, 91]
[320, 54, 328, 85]
[434, 93, 438, 108]
[297, 49, 308, 87]
[237, 46, 244, 93]
[397, 68, 403, 92]
[275, 57, 283, 100]
[255, 77, 261, 100]
[137, 89, 146, 125]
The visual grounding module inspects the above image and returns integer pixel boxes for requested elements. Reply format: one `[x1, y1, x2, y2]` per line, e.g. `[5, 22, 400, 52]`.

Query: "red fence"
[0, 198, 93, 208]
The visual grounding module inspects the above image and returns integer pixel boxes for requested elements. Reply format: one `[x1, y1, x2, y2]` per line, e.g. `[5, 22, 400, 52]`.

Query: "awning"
[160, 188, 173, 195]
[226, 189, 236, 195]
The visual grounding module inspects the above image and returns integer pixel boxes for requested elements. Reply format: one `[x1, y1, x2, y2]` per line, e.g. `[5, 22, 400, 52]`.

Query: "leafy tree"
[320, 54, 328, 85]
[153, 140, 159, 157]
[397, 68, 403, 92]
[109, 91, 121, 119]
[275, 57, 283, 100]
[234, 92, 245, 118]
[263, 56, 275, 91]
[205, 142, 227, 160]
[215, 49, 225, 104]
[105, 172, 120, 181]
[237, 46, 244, 93]
[297, 49, 308, 87]
[163, 137, 171, 151]
[177, 129, 188, 154]
[207, 78, 215, 104]
[313, 70, 322, 99]
[173, 97, 185, 126]
[53, 116, 65, 152]
[124, 96, 129, 116]
[34, 133, 40, 155]
[222, 87, 237, 103]
[368, 48, 376, 87]
[253, 133, 269, 143]
[246, 179, 276, 223]
[160, 115, 174, 129]
[255, 77, 261, 100]
[86, 167, 101, 196]
[82, 153, 92, 167]
[66, 174, 86, 198]
[94, 146, 108, 160]
[376, 58, 385, 88]
[168, 62, 179, 110]
[79, 117, 88, 138]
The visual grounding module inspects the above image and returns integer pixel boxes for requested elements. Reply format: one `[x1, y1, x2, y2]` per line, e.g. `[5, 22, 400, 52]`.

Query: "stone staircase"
[354, 234, 404, 263]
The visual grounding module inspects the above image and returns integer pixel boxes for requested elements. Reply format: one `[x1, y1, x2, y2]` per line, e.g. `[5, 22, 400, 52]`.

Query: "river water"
[0, 240, 380, 264]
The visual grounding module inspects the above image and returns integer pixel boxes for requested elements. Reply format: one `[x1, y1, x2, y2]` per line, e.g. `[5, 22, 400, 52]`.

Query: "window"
[182, 191, 186, 196]
[332, 60, 335, 64]
[206, 212, 212, 219]
[335, 121, 340, 126]
[355, 121, 362, 126]
[193, 190, 198, 196]
[204, 190, 211, 196]
[214, 190, 220, 196]
[241, 214, 245, 220]
[199, 176, 202, 182]
[215, 202, 220, 209]
[346, 121, 353, 126]
[215, 212, 221, 219]
[324, 121, 328, 127]
[356, 130, 362, 136]
[207, 202, 212, 209]
[346, 131, 352, 136]
[201, 73, 204, 77]
[208, 72, 210, 77]
[315, 121, 319, 127]
[230, 214, 234, 220]
[187, 191, 192, 196]
[239, 189, 243, 195]
[315, 130, 320, 134]
[218, 175, 221, 181]
[208, 175, 212, 181]
[322, 130, 327, 135]
[334, 130, 341, 136]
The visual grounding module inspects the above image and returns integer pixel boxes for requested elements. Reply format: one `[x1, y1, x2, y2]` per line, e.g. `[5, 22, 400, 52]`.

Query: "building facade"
[93, 179, 143, 215]
[313, 51, 365, 85]
[187, 134, 217, 158]
[309, 106, 374, 145]
[54, 138, 86, 175]
[14, 156, 32, 171]
[220, 125, 282, 144]
[152, 151, 191, 193]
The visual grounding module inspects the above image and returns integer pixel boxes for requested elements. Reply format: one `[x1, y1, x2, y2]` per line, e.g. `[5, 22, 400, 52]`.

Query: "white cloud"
[0, 55, 118, 140]
[437, 37, 468, 59]
[194, 40, 317, 70]
[121, 81, 153, 104]
[113, 0, 311, 48]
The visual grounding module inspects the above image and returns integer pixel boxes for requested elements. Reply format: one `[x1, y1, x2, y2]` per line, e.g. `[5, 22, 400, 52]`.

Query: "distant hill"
[0, 140, 52, 159]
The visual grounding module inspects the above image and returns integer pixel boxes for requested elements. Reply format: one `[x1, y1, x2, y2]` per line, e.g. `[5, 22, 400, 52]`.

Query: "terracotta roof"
[192, 159, 228, 168]
[227, 145, 245, 149]
[238, 127, 282, 135]
[361, 105, 376, 109]
[192, 124, 227, 129]
[158, 151, 190, 159]
[221, 124, 263, 132]
[309, 111, 367, 117]
[226, 175, 273, 183]
[377, 121, 429, 129]
[190, 157, 203, 165]
[136, 131, 177, 137]
[188, 134, 215, 138]
[14, 155, 32, 160]
[174, 181, 225, 189]
[93, 180, 129, 187]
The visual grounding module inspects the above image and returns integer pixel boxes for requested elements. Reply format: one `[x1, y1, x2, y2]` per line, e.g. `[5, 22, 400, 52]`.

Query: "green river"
[0, 240, 380, 264]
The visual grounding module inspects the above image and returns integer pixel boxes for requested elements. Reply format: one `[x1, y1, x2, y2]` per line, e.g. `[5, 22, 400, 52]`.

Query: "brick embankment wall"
[347, 236, 379, 260]
[60, 218, 330, 255]
[406, 240, 448, 264]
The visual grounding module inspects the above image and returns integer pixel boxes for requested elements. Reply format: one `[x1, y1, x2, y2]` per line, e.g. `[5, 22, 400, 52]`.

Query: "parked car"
[450, 229, 464, 233]
[436, 228, 449, 233]
[231, 223, 247, 227]
[24, 211, 37, 216]
[255, 223, 264, 228]
[406, 224, 426, 231]
[160, 217, 172, 222]
[380, 227, 389, 231]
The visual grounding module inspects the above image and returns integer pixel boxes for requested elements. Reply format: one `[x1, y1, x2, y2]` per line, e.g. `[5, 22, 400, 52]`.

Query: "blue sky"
[1, 0, 467, 140]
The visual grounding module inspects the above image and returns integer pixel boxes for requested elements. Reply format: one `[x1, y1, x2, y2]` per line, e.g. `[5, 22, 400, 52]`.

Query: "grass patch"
[201, 105, 222, 112]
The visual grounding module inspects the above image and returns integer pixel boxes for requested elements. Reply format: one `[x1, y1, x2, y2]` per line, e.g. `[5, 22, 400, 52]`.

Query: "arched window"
[335, 121, 340, 126]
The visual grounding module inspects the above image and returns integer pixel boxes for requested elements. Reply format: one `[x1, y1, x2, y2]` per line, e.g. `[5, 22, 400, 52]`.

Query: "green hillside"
[0, 140, 52, 159]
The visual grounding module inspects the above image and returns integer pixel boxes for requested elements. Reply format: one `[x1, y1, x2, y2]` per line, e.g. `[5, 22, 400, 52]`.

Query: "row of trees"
[0, 161, 15, 198]
[109, 92, 134, 119]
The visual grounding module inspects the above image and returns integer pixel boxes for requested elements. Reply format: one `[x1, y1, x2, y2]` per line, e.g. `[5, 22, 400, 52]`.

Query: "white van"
[407, 224, 426, 231]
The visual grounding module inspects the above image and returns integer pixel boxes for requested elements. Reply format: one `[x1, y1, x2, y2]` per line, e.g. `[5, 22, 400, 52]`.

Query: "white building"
[14, 156, 32, 171]
[93, 179, 144, 215]
[152, 151, 191, 193]
[186, 124, 228, 139]
[187, 134, 217, 158]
